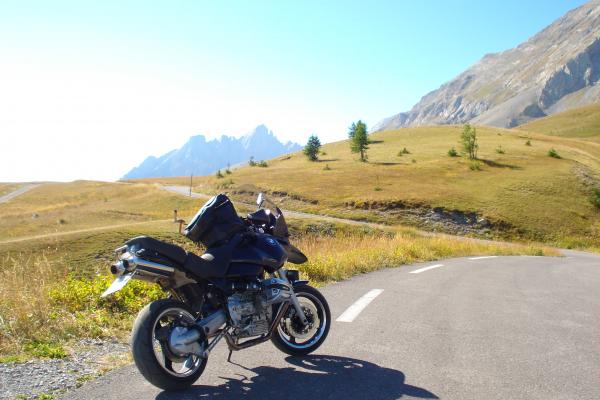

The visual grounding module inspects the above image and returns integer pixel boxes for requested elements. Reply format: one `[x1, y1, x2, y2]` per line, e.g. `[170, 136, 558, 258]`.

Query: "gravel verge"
[0, 339, 129, 400]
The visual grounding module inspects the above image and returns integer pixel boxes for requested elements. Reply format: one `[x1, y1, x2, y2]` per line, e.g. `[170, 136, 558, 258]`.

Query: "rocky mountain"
[375, 1, 600, 131]
[122, 125, 301, 179]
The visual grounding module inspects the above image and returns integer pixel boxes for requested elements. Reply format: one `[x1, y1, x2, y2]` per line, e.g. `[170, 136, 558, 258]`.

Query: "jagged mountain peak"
[122, 125, 301, 179]
[374, 1, 600, 131]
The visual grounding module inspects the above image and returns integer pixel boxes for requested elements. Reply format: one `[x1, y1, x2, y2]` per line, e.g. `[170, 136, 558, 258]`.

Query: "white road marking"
[336, 289, 384, 322]
[409, 264, 444, 274]
[468, 256, 498, 260]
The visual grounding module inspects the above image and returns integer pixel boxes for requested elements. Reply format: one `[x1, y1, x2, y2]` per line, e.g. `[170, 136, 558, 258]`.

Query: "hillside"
[517, 102, 600, 141]
[375, 1, 600, 131]
[152, 126, 600, 248]
[123, 125, 301, 179]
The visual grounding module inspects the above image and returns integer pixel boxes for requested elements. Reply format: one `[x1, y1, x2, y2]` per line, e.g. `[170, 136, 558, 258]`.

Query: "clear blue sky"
[0, 0, 588, 181]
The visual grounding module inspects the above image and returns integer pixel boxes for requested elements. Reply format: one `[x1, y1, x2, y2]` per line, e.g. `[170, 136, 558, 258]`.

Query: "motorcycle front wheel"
[271, 285, 331, 356]
[130, 299, 207, 391]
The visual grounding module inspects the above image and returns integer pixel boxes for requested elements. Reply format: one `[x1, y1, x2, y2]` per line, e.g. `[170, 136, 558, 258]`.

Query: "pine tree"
[303, 135, 322, 161]
[349, 120, 369, 161]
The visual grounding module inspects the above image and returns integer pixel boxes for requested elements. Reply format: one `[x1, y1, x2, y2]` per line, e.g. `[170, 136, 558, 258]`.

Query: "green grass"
[146, 125, 600, 248]
[517, 103, 600, 141]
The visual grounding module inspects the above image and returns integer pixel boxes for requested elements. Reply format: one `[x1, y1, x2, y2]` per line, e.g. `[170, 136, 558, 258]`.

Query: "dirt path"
[0, 219, 170, 245]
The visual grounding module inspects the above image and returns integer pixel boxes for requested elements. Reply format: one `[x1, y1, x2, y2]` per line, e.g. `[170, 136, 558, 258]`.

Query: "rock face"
[122, 125, 301, 179]
[374, 1, 600, 131]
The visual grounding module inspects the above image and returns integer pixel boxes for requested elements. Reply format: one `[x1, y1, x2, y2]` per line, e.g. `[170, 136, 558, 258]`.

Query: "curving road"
[62, 251, 600, 399]
[0, 184, 39, 204]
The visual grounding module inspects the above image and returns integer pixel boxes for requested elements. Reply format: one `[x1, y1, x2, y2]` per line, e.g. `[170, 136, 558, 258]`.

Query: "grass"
[517, 103, 600, 142]
[0, 181, 202, 241]
[143, 125, 600, 248]
[0, 183, 22, 197]
[0, 216, 557, 361]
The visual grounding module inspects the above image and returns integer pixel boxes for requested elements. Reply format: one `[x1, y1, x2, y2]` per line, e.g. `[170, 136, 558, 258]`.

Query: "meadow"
[0, 216, 555, 361]
[147, 124, 600, 249]
[518, 102, 600, 141]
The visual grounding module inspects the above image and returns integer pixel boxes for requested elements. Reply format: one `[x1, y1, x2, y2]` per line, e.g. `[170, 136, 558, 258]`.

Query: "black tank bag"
[184, 194, 246, 247]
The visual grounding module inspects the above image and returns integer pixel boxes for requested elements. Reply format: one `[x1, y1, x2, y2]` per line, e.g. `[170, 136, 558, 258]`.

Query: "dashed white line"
[409, 264, 444, 274]
[336, 289, 384, 322]
[468, 256, 498, 260]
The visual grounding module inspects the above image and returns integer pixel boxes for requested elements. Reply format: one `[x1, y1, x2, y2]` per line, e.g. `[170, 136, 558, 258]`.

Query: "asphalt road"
[0, 184, 39, 204]
[62, 251, 600, 400]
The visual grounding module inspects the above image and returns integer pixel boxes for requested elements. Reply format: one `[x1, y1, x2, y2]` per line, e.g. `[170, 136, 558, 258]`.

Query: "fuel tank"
[230, 233, 287, 273]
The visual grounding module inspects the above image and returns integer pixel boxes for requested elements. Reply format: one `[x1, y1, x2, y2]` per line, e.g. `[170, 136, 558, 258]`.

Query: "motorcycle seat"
[183, 234, 243, 278]
[125, 236, 187, 265]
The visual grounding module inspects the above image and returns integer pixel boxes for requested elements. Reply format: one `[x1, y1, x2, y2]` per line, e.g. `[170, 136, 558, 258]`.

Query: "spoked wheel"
[271, 285, 331, 356]
[131, 300, 207, 391]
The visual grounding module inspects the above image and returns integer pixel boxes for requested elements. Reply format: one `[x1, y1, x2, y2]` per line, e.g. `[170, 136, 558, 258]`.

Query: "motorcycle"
[101, 192, 330, 391]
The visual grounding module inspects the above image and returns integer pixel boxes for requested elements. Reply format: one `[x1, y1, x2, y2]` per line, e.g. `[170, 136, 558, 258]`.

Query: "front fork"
[278, 268, 309, 325]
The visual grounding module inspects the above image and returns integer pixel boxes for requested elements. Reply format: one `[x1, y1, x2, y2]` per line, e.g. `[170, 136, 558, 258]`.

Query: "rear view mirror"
[257, 192, 264, 207]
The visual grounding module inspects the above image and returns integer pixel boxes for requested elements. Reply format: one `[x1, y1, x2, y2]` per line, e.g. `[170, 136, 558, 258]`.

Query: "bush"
[397, 147, 410, 156]
[215, 169, 224, 178]
[258, 160, 268, 168]
[324, 164, 331, 170]
[591, 188, 600, 209]
[248, 157, 257, 167]
[448, 147, 458, 157]
[548, 148, 561, 159]
[525, 140, 532, 146]
[460, 124, 478, 160]
[496, 146, 505, 154]
[469, 160, 483, 171]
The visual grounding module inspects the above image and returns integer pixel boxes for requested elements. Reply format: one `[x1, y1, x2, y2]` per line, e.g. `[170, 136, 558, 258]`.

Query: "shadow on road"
[155, 354, 438, 399]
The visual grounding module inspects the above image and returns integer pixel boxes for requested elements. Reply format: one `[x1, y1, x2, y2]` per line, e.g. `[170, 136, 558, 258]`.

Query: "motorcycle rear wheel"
[131, 299, 207, 391]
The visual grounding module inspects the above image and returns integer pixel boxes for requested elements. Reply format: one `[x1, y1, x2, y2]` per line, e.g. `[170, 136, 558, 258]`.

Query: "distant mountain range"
[375, 1, 600, 131]
[122, 125, 301, 179]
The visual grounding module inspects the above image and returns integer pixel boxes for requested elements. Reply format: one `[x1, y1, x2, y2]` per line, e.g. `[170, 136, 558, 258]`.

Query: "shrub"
[448, 147, 458, 157]
[548, 148, 561, 159]
[248, 156, 256, 167]
[215, 169, 224, 178]
[411, 159, 417, 164]
[591, 188, 600, 209]
[495, 146, 505, 154]
[469, 160, 483, 171]
[258, 160, 268, 168]
[374, 187, 382, 191]
[324, 164, 331, 170]
[460, 124, 478, 160]
[397, 147, 410, 156]
[525, 140, 532, 146]
[216, 179, 234, 189]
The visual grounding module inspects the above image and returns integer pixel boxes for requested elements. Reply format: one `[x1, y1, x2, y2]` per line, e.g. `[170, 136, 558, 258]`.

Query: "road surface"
[0, 184, 39, 204]
[62, 251, 600, 399]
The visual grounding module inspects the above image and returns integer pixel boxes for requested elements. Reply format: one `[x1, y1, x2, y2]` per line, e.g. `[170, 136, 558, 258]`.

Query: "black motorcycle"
[101, 192, 330, 391]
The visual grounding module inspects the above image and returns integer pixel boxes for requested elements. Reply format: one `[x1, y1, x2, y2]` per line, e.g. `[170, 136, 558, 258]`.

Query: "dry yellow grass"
[144, 125, 600, 248]
[517, 103, 600, 142]
[0, 220, 556, 360]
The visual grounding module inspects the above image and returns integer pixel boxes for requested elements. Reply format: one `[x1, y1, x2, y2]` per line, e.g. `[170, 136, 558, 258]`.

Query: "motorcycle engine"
[227, 291, 272, 338]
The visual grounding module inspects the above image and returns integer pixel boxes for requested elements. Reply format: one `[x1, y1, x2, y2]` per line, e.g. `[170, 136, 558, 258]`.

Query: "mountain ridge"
[122, 125, 301, 179]
[375, 1, 600, 131]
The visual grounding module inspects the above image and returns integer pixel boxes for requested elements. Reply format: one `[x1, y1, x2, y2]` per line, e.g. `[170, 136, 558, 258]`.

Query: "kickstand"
[227, 349, 233, 363]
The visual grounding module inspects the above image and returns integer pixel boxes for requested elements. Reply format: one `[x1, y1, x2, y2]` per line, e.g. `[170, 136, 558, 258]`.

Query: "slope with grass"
[0, 181, 203, 241]
[0, 215, 555, 361]
[0, 178, 559, 361]
[517, 102, 600, 141]
[148, 125, 600, 248]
